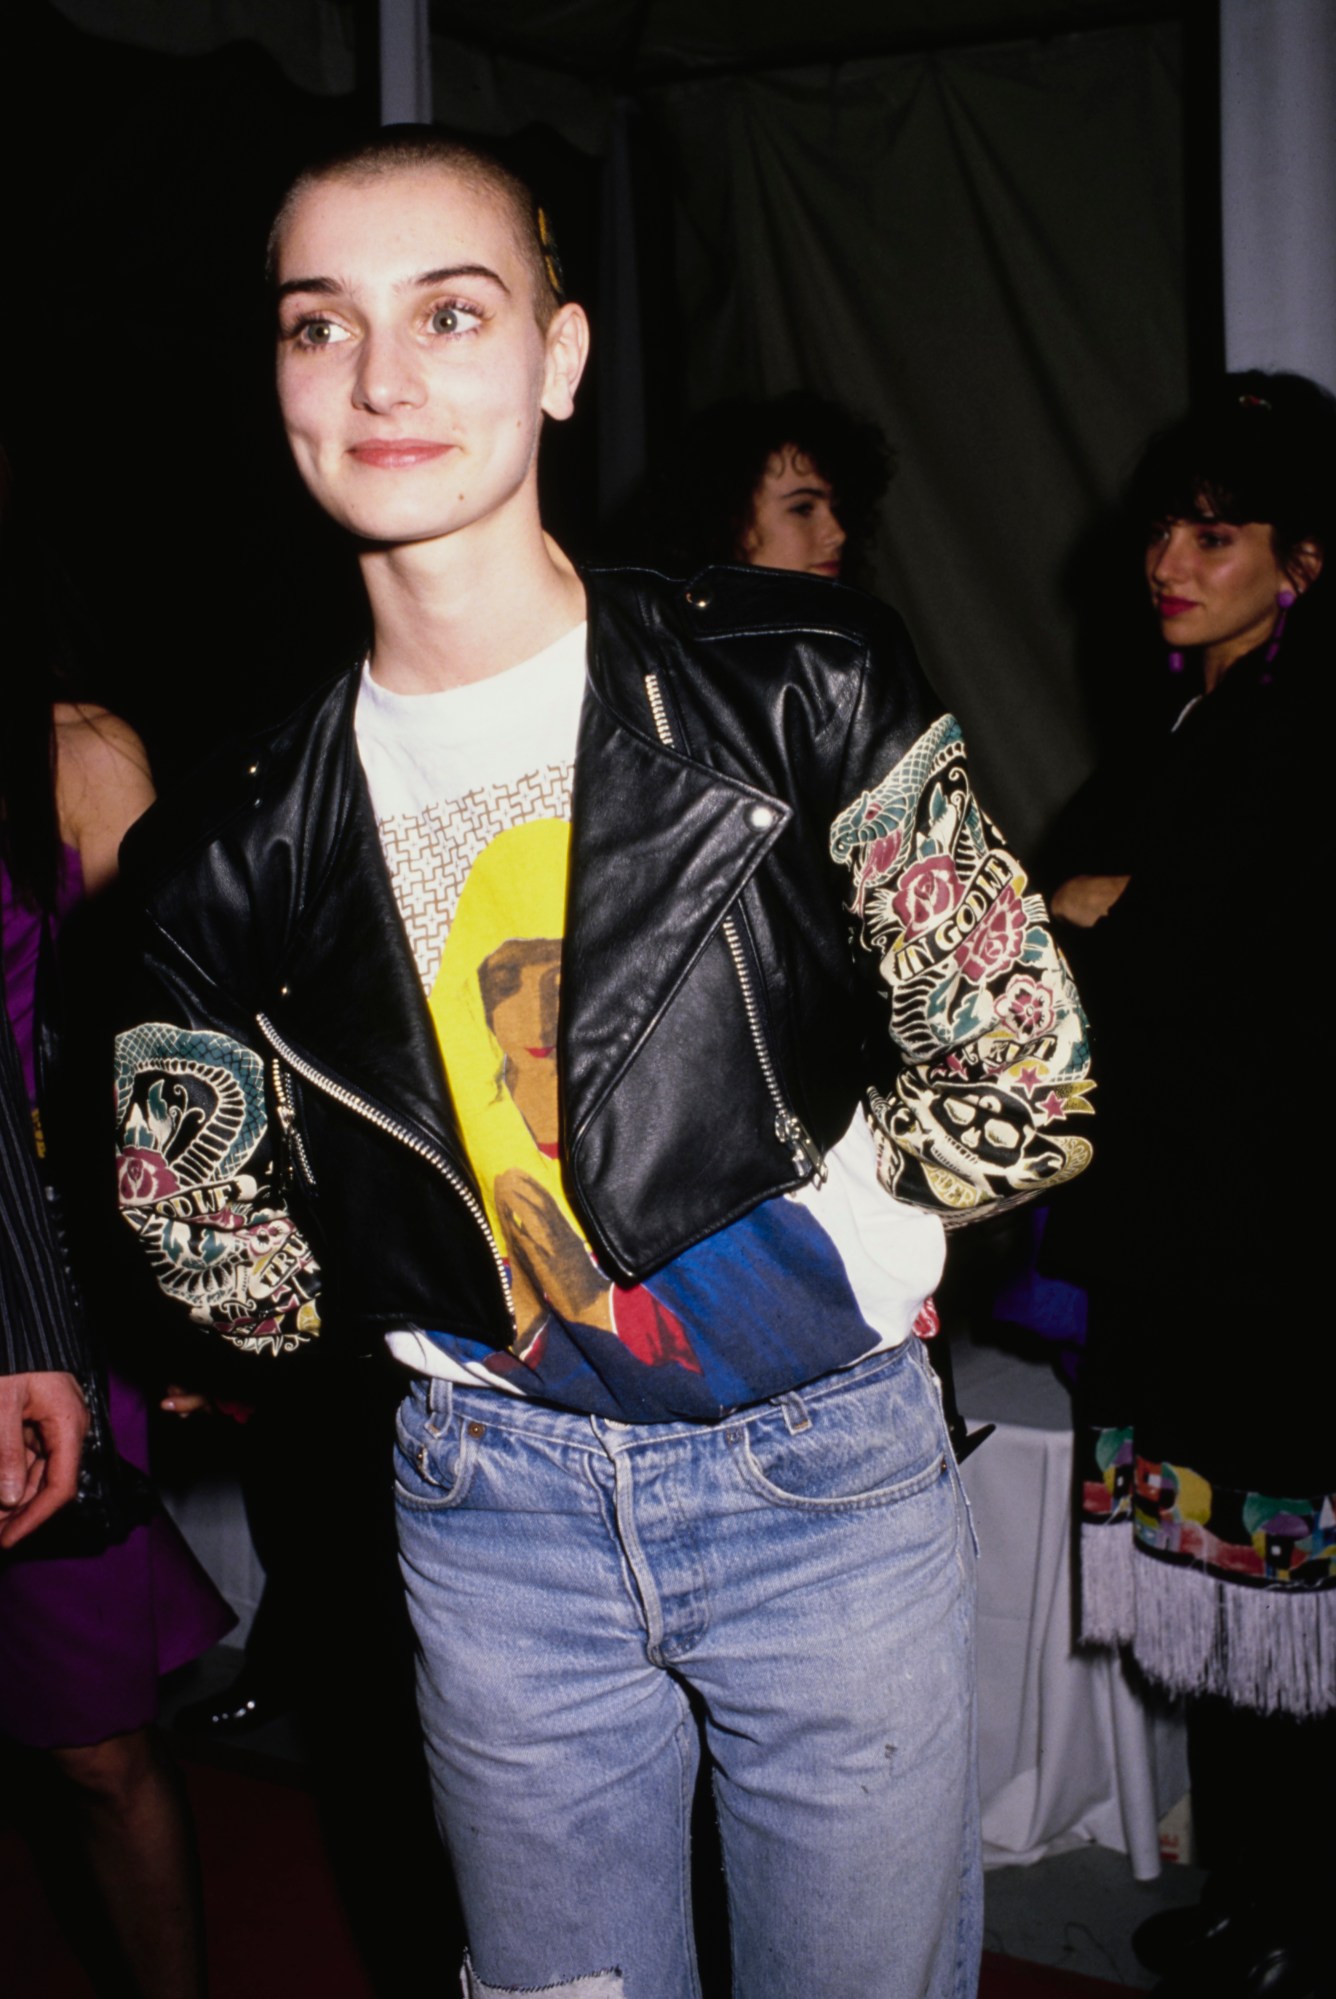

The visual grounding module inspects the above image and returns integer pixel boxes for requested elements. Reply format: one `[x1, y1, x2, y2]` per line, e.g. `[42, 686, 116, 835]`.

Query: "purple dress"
[0, 846, 235, 1748]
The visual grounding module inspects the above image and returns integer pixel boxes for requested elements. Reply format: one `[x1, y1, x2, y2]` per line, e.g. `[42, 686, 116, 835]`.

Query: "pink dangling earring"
[1265, 588, 1295, 662]
[1167, 650, 1185, 674]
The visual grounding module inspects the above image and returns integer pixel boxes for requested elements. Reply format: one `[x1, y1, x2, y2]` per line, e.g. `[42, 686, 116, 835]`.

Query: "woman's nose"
[1151, 526, 1187, 582]
[354, 328, 427, 413]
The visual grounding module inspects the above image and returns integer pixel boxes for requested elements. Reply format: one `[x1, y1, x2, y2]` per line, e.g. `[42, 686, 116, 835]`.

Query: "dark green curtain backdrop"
[655, 21, 1187, 850]
[18, 5, 1189, 849]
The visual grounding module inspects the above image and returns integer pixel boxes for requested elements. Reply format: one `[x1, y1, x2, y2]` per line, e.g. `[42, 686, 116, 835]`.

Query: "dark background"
[4, 1, 1220, 843]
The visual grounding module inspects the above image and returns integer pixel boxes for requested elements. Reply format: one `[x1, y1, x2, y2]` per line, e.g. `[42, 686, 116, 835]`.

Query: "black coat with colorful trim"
[113, 565, 1092, 1366]
[1075, 634, 1334, 1715]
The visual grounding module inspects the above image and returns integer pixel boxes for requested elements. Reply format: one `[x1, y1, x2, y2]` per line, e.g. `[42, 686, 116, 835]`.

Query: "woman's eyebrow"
[275, 264, 512, 303]
[275, 274, 341, 302]
[408, 264, 511, 294]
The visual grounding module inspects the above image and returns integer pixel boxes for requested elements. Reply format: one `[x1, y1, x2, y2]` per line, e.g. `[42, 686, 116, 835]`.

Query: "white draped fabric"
[1220, 0, 1336, 393]
[957, 1335, 1188, 1879]
[161, 1468, 264, 1643]
[380, 0, 430, 124]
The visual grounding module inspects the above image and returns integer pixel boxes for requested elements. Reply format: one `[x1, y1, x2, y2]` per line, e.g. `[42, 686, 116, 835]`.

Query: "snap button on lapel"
[748, 804, 777, 830]
[685, 587, 712, 610]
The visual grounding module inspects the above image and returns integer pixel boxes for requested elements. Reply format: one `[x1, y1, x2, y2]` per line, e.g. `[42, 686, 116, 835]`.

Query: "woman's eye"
[429, 303, 483, 336]
[290, 317, 349, 348]
[789, 501, 815, 518]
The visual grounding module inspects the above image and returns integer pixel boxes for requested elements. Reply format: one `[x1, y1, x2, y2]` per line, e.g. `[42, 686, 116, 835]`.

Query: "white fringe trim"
[1079, 1523, 1336, 1718]
[1079, 1519, 1138, 1645]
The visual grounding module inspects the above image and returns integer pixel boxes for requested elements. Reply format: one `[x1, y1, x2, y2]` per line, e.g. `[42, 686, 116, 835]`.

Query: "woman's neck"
[360, 513, 585, 695]
[1202, 609, 1282, 694]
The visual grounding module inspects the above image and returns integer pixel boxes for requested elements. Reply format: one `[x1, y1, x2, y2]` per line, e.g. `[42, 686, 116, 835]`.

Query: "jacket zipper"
[270, 1058, 318, 1192]
[643, 673, 824, 1182]
[255, 1011, 515, 1328]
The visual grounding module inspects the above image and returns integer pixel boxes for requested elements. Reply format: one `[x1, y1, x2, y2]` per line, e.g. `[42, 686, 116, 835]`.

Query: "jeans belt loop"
[426, 1376, 453, 1435]
[780, 1389, 812, 1435]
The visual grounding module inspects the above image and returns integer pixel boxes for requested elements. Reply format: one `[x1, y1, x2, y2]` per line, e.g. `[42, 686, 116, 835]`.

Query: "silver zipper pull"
[270, 1056, 318, 1193]
[271, 1059, 298, 1189]
[775, 1110, 826, 1183]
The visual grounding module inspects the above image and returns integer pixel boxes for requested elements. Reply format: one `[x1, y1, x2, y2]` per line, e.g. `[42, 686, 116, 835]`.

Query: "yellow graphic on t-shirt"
[428, 818, 612, 1353]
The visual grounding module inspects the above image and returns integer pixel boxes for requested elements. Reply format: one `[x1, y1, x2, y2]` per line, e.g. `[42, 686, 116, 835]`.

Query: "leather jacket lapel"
[267, 681, 471, 1175]
[562, 672, 789, 1152]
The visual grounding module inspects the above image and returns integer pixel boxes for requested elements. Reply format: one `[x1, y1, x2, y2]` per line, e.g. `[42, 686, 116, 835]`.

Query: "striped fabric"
[0, 999, 84, 1375]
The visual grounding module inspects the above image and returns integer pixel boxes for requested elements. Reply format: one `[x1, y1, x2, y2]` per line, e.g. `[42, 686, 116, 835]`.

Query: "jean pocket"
[393, 1402, 481, 1512]
[733, 1357, 948, 1512]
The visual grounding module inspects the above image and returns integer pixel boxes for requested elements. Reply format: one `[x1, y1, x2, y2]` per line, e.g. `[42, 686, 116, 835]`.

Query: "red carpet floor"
[1, 1748, 1139, 1998]
[5, 1754, 373, 1999]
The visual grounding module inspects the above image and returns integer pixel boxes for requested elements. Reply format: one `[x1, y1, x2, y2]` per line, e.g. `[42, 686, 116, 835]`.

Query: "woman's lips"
[1155, 596, 1198, 617]
[349, 439, 454, 468]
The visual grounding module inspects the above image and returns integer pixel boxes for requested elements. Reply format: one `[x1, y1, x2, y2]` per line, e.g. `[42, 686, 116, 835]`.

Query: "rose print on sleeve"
[994, 973, 1056, 1038]
[953, 883, 1026, 981]
[892, 856, 962, 937]
[116, 1144, 182, 1206]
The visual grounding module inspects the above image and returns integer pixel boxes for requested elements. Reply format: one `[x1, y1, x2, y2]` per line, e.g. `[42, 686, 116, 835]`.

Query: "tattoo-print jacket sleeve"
[829, 689, 1094, 1222]
[113, 925, 323, 1359]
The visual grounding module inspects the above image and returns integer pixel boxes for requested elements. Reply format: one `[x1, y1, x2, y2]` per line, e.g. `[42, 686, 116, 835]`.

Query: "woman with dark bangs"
[1067, 372, 1335, 1999]
[654, 390, 895, 589]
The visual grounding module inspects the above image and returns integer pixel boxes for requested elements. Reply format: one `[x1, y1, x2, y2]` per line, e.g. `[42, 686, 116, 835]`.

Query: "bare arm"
[53, 704, 155, 895]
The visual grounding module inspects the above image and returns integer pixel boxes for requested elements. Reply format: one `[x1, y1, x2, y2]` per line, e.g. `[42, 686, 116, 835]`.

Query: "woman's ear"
[541, 303, 590, 424]
[1286, 539, 1324, 594]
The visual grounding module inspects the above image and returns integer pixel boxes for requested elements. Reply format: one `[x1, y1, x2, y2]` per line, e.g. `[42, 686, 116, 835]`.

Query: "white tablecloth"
[955, 1334, 1187, 1878]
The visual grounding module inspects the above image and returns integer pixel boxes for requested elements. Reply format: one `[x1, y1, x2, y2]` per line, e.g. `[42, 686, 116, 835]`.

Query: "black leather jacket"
[113, 566, 1091, 1365]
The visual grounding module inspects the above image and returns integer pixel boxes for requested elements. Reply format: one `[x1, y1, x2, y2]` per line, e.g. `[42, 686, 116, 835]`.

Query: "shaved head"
[269, 127, 566, 329]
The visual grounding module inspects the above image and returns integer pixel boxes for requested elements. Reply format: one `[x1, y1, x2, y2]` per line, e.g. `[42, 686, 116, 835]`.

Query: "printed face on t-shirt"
[478, 937, 561, 1155]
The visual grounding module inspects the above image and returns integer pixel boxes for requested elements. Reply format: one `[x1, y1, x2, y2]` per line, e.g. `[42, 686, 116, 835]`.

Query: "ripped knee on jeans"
[460, 1952, 626, 1999]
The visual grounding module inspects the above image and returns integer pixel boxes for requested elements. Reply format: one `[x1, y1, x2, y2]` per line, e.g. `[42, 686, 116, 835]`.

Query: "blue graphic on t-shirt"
[428, 1193, 879, 1421]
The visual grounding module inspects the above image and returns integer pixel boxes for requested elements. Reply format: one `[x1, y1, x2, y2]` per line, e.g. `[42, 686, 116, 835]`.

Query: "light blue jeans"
[394, 1340, 980, 1999]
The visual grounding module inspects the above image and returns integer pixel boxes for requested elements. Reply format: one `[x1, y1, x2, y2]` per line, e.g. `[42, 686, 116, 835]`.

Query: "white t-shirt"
[355, 623, 942, 1420]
